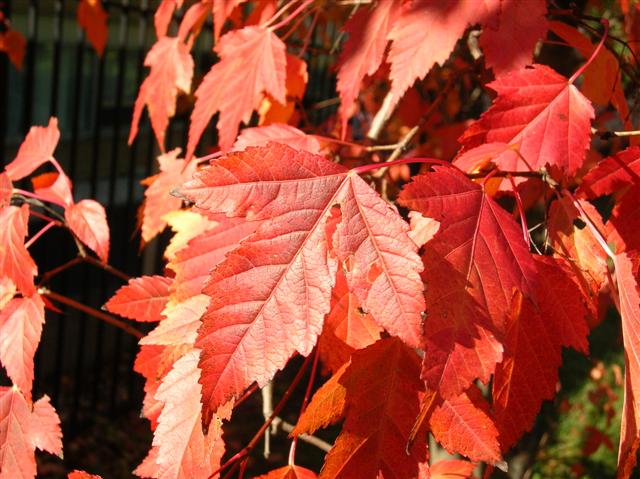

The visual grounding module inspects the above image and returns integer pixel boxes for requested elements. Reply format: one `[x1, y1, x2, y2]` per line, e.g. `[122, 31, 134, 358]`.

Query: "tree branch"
[40, 288, 144, 340]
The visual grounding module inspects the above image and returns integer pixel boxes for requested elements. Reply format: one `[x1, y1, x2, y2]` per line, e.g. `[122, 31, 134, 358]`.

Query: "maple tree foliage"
[6, 1, 640, 478]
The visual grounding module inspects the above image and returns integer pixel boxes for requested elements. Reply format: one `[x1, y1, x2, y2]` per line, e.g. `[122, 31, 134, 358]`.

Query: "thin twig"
[273, 417, 332, 453]
[38, 257, 83, 285]
[207, 354, 315, 479]
[592, 127, 640, 138]
[40, 288, 144, 339]
[289, 348, 320, 465]
[82, 255, 130, 281]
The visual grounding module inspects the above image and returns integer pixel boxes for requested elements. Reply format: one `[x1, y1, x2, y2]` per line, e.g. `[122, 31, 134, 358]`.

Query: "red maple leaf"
[479, 0, 548, 74]
[429, 459, 476, 479]
[65, 199, 110, 263]
[0, 28, 27, 69]
[459, 64, 594, 179]
[255, 465, 317, 479]
[105, 275, 173, 322]
[579, 146, 640, 199]
[299, 339, 426, 479]
[317, 269, 383, 372]
[0, 294, 44, 400]
[430, 387, 502, 465]
[507, 257, 589, 445]
[607, 187, 640, 253]
[179, 143, 424, 423]
[187, 26, 286, 155]
[398, 167, 535, 396]
[77, 0, 108, 57]
[129, 37, 194, 150]
[68, 471, 102, 479]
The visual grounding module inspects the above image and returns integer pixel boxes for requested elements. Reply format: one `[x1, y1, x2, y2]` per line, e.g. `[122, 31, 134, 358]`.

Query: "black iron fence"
[0, 0, 218, 434]
[1, 0, 338, 443]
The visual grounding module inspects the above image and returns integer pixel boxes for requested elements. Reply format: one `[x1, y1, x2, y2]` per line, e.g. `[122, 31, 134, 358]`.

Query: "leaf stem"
[82, 255, 130, 281]
[506, 174, 531, 249]
[289, 348, 319, 465]
[40, 288, 144, 339]
[38, 257, 84, 286]
[25, 221, 57, 249]
[268, 0, 315, 32]
[569, 18, 609, 84]
[352, 157, 457, 175]
[13, 188, 66, 208]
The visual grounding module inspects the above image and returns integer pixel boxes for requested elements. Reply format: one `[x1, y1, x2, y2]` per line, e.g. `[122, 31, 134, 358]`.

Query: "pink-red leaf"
[233, 125, 321, 154]
[213, 0, 247, 41]
[0, 205, 37, 296]
[0, 387, 37, 479]
[31, 172, 73, 207]
[0, 294, 44, 400]
[0, 387, 62, 479]
[129, 37, 194, 150]
[65, 199, 110, 262]
[4, 117, 59, 181]
[187, 26, 286, 155]
[30, 395, 62, 457]
[387, 1, 490, 106]
[0, 173, 12, 208]
[179, 144, 424, 422]
[140, 149, 197, 244]
[150, 349, 228, 479]
[155, 0, 183, 38]
[105, 275, 172, 322]
[168, 216, 259, 301]
[336, 0, 399, 133]
[459, 64, 594, 179]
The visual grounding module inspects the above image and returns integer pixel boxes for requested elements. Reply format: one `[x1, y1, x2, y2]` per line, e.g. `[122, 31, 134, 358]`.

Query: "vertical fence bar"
[123, 0, 151, 406]
[0, 0, 10, 167]
[20, 0, 38, 134]
[33, 0, 66, 399]
[56, 4, 87, 421]
[74, 26, 108, 429]
[106, 0, 132, 413]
